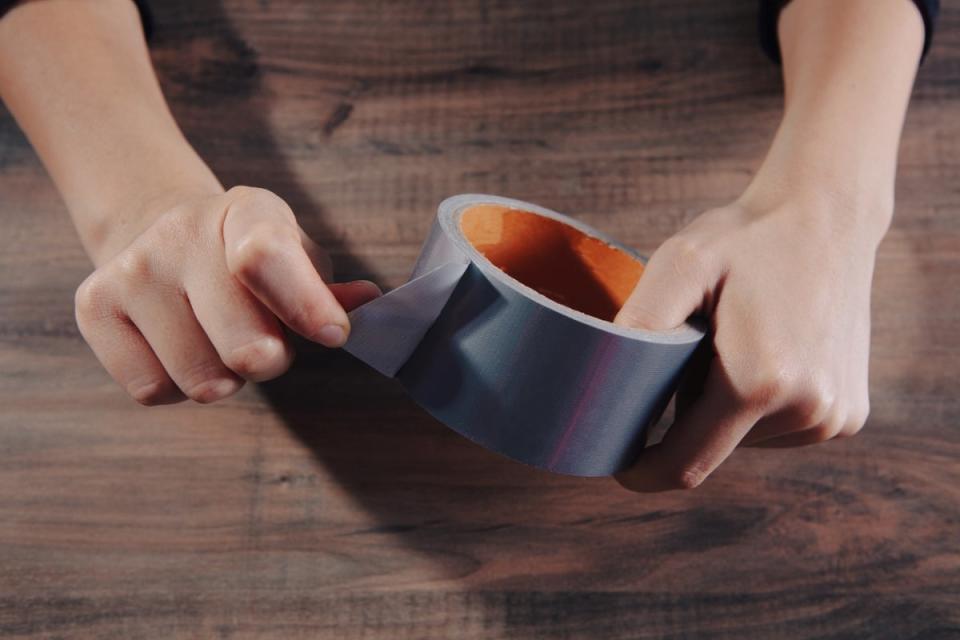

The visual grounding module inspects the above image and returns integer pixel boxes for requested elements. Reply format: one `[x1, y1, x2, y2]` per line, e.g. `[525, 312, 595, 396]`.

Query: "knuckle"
[228, 223, 299, 278]
[227, 185, 257, 200]
[808, 408, 847, 442]
[793, 374, 836, 426]
[663, 236, 708, 275]
[74, 273, 113, 323]
[834, 427, 857, 440]
[228, 185, 295, 220]
[740, 365, 792, 411]
[223, 336, 292, 381]
[114, 249, 157, 287]
[806, 422, 839, 443]
[842, 404, 870, 437]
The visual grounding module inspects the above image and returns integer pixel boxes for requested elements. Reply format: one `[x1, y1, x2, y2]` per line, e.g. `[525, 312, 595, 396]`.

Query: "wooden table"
[2, 1, 958, 637]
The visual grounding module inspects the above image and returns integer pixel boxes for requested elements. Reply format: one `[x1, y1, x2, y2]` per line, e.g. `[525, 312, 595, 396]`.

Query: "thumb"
[298, 227, 334, 282]
[295, 227, 382, 313]
[614, 237, 711, 331]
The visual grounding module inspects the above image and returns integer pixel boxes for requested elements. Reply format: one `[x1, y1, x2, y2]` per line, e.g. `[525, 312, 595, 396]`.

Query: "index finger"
[615, 367, 763, 492]
[221, 190, 350, 347]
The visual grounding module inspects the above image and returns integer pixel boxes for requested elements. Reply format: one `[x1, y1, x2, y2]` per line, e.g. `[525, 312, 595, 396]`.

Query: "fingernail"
[210, 378, 242, 399]
[190, 378, 242, 404]
[128, 380, 162, 405]
[316, 324, 347, 347]
[354, 280, 383, 296]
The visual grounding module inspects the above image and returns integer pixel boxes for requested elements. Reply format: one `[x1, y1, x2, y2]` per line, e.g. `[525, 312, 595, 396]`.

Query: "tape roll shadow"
[345, 195, 705, 476]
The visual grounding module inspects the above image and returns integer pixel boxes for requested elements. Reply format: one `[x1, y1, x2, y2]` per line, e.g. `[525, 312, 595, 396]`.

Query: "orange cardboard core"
[460, 204, 644, 322]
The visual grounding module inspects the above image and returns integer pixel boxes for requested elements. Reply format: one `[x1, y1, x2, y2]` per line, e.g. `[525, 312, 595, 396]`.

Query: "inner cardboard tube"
[460, 204, 644, 322]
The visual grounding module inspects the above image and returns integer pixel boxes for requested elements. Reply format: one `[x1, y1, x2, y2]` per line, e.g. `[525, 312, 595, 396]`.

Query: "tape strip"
[345, 194, 705, 476]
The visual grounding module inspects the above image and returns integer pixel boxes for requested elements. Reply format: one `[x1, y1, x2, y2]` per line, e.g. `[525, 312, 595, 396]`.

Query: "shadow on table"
[259, 337, 569, 511]
[145, 0, 780, 587]
[148, 0, 570, 554]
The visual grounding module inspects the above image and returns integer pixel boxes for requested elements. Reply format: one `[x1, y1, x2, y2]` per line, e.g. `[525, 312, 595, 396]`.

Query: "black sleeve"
[759, 0, 939, 64]
[0, 0, 152, 39]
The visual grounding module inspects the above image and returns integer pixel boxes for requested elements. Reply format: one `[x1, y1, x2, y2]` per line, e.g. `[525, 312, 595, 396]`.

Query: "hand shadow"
[148, 0, 578, 558]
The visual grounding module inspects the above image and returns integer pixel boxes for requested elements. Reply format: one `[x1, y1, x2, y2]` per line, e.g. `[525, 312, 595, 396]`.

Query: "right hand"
[75, 186, 381, 405]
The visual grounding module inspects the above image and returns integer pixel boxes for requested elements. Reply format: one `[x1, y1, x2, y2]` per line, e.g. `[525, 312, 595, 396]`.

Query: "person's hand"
[609, 0, 925, 491]
[613, 176, 888, 491]
[74, 186, 381, 405]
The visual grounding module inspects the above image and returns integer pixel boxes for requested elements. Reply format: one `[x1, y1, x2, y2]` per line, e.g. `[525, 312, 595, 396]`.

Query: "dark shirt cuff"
[132, 0, 152, 40]
[759, 0, 939, 64]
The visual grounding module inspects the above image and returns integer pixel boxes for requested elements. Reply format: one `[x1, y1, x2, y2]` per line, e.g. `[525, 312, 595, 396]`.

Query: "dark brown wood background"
[1, 1, 958, 638]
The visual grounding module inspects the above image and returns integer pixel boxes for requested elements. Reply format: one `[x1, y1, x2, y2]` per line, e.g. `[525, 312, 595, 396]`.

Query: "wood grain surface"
[1, 1, 958, 638]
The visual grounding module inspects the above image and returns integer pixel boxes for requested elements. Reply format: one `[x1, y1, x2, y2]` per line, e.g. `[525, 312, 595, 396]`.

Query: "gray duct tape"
[345, 194, 706, 476]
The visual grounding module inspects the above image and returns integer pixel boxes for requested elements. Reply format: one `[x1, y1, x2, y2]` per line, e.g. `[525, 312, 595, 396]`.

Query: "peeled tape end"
[344, 261, 470, 377]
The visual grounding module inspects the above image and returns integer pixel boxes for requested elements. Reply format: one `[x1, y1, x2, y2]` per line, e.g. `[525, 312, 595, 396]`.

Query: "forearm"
[0, 0, 221, 264]
[745, 0, 925, 238]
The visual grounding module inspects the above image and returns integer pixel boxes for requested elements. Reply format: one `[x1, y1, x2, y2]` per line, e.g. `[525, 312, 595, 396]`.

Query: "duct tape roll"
[344, 194, 706, 477]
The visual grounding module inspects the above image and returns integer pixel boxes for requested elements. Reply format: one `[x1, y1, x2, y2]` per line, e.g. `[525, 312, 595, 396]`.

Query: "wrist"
[739, 118, 896, 246]
[765, 0, 921, 237]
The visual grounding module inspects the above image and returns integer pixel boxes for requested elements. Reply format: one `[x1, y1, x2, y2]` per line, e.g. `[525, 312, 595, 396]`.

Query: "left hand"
[613, 180, 887, 492]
